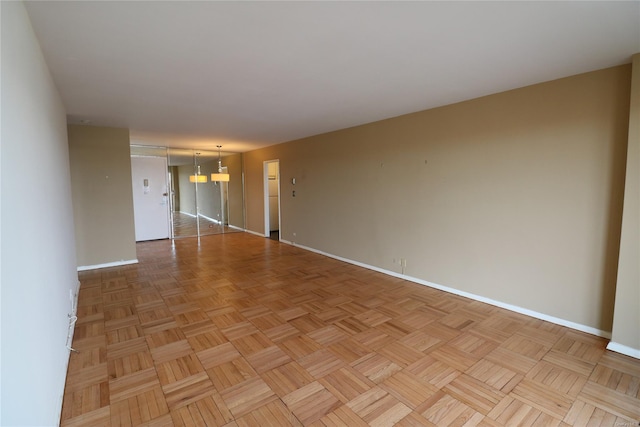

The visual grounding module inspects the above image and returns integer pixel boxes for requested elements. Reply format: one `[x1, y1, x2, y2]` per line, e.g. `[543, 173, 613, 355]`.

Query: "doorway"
[264, 160, 280, 241]
[131, 155, 170, 241]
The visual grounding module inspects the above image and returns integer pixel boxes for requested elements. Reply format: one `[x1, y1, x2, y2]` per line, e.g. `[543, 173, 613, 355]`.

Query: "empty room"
[2, 1, 639, 426]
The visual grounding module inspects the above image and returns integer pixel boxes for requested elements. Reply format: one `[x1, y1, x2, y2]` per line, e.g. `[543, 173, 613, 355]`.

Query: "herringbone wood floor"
[61, 233, 640, 426]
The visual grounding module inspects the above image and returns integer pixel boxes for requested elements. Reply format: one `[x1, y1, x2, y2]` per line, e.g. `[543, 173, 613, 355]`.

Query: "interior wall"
[197, 159, 223, 222]
[244, 65, 631, 334]
[226, 153, 245, 229]
[177, 164, 197, 216]
[68, 125, 137, 268]
[1, 2, 79, 425]
[610, 54, 640, 356]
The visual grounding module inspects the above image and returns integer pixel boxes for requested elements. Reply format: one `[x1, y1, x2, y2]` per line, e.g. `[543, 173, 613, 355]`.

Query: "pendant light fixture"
[211, 145, 230, 182]
[189, 152, 208, 183]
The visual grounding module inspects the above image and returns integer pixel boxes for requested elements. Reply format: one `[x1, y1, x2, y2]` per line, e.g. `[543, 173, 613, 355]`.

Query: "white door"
[131, 156, 170, 241]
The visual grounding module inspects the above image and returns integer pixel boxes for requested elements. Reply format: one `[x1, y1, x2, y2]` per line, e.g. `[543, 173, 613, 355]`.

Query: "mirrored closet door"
[131, 145, 244, 241]
[166, 147, 244, 239]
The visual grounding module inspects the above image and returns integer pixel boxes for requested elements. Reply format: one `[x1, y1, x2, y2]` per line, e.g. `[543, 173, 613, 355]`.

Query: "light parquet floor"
[172, 212, 241, 238]
[61, 233, 640, 427]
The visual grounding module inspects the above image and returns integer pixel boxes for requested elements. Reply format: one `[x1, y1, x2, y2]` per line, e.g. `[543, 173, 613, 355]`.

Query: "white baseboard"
[179, 211, 197, 218]
[77, 259, 138, 271]
[65, 281, 80, 349]
[71, 279, 80, 316]
[198, 213, 221, 224]
[287, 241, 612, 340]
[228, 224, 244, 231]
[245, 229, 267, 238]
[59, 279, 82, 424]
[606, 341, 640, 359]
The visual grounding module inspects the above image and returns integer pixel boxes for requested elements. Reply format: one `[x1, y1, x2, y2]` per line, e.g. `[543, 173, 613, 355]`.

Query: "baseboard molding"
[228, 224, 244, 231]
[178, 211, 196, 218]
[72, 279, 80, 316]
[245, 229, 266, 238]
[65, 280, 80, 349]
[606, 341, 640, 359]
[199, 213, 221, 224]
[77, 259, 138, 271]
[59, 279, 82, 425]
[287, 241, 613, 340]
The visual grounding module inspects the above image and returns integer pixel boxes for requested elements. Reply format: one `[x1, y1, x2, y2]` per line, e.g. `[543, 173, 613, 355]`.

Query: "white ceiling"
[25, 1, 640, 153]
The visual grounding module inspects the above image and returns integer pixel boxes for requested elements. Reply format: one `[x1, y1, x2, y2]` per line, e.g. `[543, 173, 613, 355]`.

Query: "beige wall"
[177, 164, 196, 216]
[226, 153, 245, 229]
[68, 125, 137, 267]
[197, 159, 223, 222]
[610, 54, 640, 355]
[244, 65, 631, 333]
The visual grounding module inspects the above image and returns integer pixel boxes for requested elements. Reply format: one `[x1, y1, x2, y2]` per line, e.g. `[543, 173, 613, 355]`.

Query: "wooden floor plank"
[419, 392, 480, 427]
[220, 376, 277, 419]
[319, 367, 375, 404]
[60, 233, 640, 426]
[315, 404, 369, 427]
[282, 381, 342, 425]
[235, 399, 302, 427]
[578, 381, 640, 422]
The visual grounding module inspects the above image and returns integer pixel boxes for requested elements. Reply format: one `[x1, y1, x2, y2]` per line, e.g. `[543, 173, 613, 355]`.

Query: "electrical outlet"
[401, 259, 407, 267]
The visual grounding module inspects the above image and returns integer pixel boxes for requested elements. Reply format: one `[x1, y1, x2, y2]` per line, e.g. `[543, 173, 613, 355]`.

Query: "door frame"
[263, 160, 281, 239]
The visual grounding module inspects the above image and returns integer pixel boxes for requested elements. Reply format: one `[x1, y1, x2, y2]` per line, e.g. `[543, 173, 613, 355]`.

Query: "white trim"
[179, 211, 197, 218]
[286, 241, 613, 339]
[77, 259, 138, 271]
[71, 279, 80, 316]
[228, 224, 244, 231]
[245, 229, 266, 238]
[263, 160, 281, 239]
[606, 341, 640, 359]
[58, 279, 82, 422]
[198, 213, 221, 224]
[263, 161, 270, 237]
